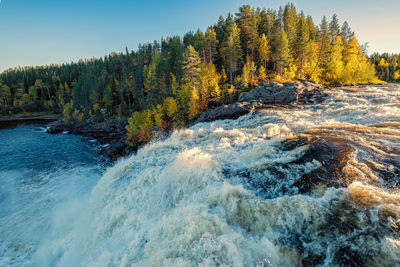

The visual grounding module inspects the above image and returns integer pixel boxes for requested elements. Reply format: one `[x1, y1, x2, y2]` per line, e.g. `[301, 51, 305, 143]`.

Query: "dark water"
[0, 125, 103, 266]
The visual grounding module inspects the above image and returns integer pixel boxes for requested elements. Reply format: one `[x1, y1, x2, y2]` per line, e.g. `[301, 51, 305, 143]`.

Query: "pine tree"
[329, 14, 340, 39]
[283, 3, 298, 53]
[194, 30, 207, 62]
[258, 34, 271, 69]
[57, 83, 65, 109]
[143, 53, 161, 106]
[163, 97, 179, 121]
[0, 3, 381, 123]
[306, 16, 317, 40]
[28, 85, 39, 110]
[294, 12, 312, 78]
[188, 87, 201, 120]
[342, 36, 377, 83]
[153, 104, 164, 127]
[258, 65, 267, 82]
[236, 5, 259, 60]
[103, 84, 113, 114]
[273, 30, 290, 76]
[241, 56, 257, 87]
[0, 84, 11, 112]
[205, 28, 219, 63]
[275, 7, 284, 30]
[310, 16, 331, 78]
[340, 21, 353, 45]
[183, 45, 201, 87]
[326, 35, 344, 83]
[182, 45, 203, 120]
[200, 62, 221, 99]
[258, 9, 276, 42]
[224, 23, 243, 83]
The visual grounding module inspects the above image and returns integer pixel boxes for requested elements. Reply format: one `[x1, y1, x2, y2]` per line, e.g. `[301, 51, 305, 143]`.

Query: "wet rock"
[100, 142, 131, 161]
[47, 120, 133, 161]
[197, 102, 254, 122]
[283, 137, 352, 193]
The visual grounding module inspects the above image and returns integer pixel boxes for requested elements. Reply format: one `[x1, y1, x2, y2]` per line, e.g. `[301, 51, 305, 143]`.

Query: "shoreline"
[45, 82, 390, 161]
[46, 120, 137, 161]
[0, 113, 61, 129]
[46, 80, 327, 161]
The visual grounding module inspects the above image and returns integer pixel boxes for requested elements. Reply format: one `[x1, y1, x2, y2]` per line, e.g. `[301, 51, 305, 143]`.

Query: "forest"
[0, 4, 381, 144]
[370, 53, 400, 82]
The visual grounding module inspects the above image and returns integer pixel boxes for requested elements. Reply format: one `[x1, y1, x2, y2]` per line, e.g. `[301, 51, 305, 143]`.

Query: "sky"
[0, 0, 399, 72]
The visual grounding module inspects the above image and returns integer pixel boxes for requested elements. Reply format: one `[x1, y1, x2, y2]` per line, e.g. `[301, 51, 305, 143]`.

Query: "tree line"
[370, 53, 400, 82]
[0, 4, 380, 143]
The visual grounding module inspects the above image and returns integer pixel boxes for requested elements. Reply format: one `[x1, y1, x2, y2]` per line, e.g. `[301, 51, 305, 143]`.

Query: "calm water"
[1, 85, 400, 266]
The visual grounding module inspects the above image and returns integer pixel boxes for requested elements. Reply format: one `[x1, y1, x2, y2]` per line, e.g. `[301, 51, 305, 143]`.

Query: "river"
[1, 85, 399, 266]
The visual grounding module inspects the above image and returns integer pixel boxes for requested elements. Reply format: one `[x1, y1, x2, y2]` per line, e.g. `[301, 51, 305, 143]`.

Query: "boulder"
[239, 81, 304, 104]
[195, 81, 326, 123]
[208, 98, 223, 109]
[198, 102, 254, 122]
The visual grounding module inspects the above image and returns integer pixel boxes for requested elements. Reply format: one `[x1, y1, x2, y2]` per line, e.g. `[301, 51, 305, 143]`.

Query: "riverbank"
[47, 82, 393, 162]
[47, 119, 137, 161]
[0, 113, 61, 129]
[47, 81, 328, 161]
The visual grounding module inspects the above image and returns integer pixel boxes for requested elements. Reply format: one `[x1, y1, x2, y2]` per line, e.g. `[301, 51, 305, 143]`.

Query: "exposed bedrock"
[196, 81, 327, 123]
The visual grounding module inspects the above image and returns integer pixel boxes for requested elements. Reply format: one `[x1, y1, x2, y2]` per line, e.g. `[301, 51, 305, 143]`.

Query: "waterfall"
[2, 85, 400, 266]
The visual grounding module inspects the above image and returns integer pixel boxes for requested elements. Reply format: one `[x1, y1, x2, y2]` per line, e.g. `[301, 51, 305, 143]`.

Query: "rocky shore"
[47, 81, 327, 161]
[47, 119, 135, 161]
[0, 114, 61, 129]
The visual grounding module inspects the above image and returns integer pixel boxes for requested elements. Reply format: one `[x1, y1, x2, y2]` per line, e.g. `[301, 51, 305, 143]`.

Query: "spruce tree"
[224, 23, 243, 84]
[236, 5, 259, 60]
[295, 12, 312, 78]
[273, 30, 290, 76]
[283, 3, 298, 54]
[329, 14, 340, 39]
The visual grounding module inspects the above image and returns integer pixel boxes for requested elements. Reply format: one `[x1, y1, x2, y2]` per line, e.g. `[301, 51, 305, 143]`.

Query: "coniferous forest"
[370, 53, 400, 82]
[0, 4, 382, 143]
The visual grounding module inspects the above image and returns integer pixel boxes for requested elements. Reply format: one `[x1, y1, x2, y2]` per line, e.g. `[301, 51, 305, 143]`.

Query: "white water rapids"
[2, 85, 400, 266]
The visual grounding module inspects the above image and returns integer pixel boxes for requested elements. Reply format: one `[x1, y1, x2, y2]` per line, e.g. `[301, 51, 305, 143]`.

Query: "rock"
[301, 80, 323, 89]
[100, 142, 129, 161]
[195, 81, 327, 123]
[284, 137, 352, 193]
[208, 99, 223, 109]
[199, 102, 254, 122]
[47, 119, 134, 161]
[239, 80, 327, 105]
[47, 121, 74, 134]
[239, 81, 303, 104]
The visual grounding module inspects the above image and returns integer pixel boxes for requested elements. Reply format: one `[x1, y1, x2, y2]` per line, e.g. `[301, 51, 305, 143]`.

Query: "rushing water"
[1, 85, 400, 266]
[0, 126, 104, 266]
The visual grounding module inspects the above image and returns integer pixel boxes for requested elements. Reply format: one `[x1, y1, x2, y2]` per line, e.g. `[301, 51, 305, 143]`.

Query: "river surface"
[1, 85, 400, 266]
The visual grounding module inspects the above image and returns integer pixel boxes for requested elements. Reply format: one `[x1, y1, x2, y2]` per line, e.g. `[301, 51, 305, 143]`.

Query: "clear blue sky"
[0, 0, 399, 72]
